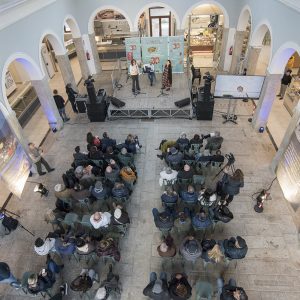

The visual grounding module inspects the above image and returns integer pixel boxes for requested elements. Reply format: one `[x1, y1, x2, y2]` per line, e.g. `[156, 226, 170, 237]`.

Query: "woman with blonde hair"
[201, 239, 225, 264]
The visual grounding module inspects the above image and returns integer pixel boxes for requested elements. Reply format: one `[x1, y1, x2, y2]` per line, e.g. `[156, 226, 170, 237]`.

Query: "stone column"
[31, 77, 63, 131]
[252, 71, 281, 130]
[229, 31, 246, 74]
[73, 37, 90, 80]
[246, 46, 262, 75]
[218, 28, 229, 71]
[88, 32, 102, 74]
[271, 103, 300, 172]
[56, 53, 78, 91]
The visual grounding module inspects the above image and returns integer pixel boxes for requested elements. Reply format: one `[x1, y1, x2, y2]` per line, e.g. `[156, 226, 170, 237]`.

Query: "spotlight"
[259, 127, 264, 133]
[52, 128, 57, 133]
[34, 183, 49, 197]
[254, 190, 271, 213]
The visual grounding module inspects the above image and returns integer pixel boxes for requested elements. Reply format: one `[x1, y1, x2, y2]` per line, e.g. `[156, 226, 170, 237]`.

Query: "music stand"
[222, 94, 238, 124]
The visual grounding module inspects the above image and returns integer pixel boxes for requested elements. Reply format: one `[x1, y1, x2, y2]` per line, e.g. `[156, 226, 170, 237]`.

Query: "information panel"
[168, 36, 184, 73]
[125, 37, 141, 67]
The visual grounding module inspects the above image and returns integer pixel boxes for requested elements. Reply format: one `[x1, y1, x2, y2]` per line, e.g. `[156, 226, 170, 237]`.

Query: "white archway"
[237, 5, 252, 31]
[134, 2, 180, 32]
[269, 42, 300, 74]
[64, 14, 81, 38]
[250, 20, 272, 47]
[88, 5, 133, 34]
[181, 0, 229, 29]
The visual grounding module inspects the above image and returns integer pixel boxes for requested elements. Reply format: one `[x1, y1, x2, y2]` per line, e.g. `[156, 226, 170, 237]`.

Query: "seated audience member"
[111, 204, 130, 225]
[54, 184, 72, 201]
[104, 146, 117, 161]
[73, 146, 88, 165]
[111, 182, 130, 199]
[168, 273, 192, 300]
[159, 167, 178, 187]
[152, 209, 174, 232]
[125, 134, 141, 154]
[180, 236, 202, 263]
[120, 166, 137, 185]
[201, 239, 225, 264]
[27, 269, 55, 295]
[195, 149, 212, 162]
[223, 236, 248, 260]
[189, 134, 203, 147]
[54, 236, 76, 255]
[94, 264, 121, 300]
[221, 167, 244, 206]
[105, 165, 120, 184]
[96, 237, 120, 262]
[80, 165, 96, 188]
[166, 147, 183, 166]
[0, 262, 18, 285]
[70, 268, 97, 293]
[177, 165, 194, 181]
[199, 188, 217, 208]
[101, 132, 116, 152]
[176, 132, 190, 151]
[157, 140, 177, 160]
[143, 272, 170, 299]
[75, 166, 84, 180]
[210, 204, 233, 224]
[76, 237, 96, 255]
[211, 150, 225, 163]
[86, 132, 101, 150]
[88, 146, 103, 160]
[161, 187, 178, 206]
[70, 184, 91, 201]
[34, 237, 56, 256]
[204, 131, 224, 151]
[180, 185, 198, 205]
[90, 211, 112, 229]
[174, 209, 191, 238]
[157, 235, 176, 258]
[191, 210, 213, 230]
[117, 147, 134, 167]
[219, 278, 248, 300]
[90, 181, 110, 200]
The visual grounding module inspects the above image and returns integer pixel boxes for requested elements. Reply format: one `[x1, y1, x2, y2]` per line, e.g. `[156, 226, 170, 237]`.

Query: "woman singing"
[162, 60, 172, 91]
[129, 59, 140, 94]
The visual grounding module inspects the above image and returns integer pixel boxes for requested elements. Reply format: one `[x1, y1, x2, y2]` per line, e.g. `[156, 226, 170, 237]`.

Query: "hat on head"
[95, 287, 107, 300]
[94, 181, 103, 192]
[152, 279, 163, 294]
[170, 147, 178, 155]
[114, 208, 122, 219]
[54, 184, 64, 192]
[159, 242, 168, 253]
[121, 147, 127, 155]
[166, 167, 172, 174]
[236, 236, 247, 248]
[184, 164, 190, 172]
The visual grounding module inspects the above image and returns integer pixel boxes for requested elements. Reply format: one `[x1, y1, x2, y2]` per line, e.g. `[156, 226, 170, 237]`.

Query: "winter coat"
[222, 174, 244, 196]
[223, 237, 248, 259]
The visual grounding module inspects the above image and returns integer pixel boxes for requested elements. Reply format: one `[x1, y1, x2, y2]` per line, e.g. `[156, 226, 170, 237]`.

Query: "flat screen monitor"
[214, 75, 265, 99]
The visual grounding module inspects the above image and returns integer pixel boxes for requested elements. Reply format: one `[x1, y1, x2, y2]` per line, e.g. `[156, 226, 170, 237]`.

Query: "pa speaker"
[86, 102, 107, 122]
[195, 100, 215, 120]
[174, 98, 190, 108]
[109, 97, 125, 108]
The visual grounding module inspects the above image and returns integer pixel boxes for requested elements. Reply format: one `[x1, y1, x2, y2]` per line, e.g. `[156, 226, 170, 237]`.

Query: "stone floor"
[1, 97, 300, 299]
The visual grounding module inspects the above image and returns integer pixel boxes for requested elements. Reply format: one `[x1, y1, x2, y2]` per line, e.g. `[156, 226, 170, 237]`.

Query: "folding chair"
[60, 212, 80, 229]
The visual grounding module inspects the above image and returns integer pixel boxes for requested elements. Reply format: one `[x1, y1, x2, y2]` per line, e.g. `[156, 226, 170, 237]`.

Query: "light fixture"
[259, 127, 264, 133]
[254, 190, 271, 213]
[34, 183, 49, 197]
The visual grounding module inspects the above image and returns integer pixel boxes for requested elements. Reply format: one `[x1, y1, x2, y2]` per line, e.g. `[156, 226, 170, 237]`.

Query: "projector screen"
[214, 75, 265, 99]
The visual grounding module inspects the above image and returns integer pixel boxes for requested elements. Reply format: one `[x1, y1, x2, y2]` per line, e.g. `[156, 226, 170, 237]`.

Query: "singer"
[162, 60, 172, 91]
[129, 59, 141, 94]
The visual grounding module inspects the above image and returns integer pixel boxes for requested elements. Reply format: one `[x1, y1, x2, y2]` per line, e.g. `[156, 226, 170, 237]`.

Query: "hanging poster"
[141, 37, 169, 73]
[0, 113, 30, 198]
[125, 37, 141, 68]
[168, 36, 184, 73]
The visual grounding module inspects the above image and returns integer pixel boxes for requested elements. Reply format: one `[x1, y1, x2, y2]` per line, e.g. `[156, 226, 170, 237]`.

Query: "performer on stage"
[143, 60, 156, 86]
[129, 59, 141, 94]
[162, 60, 172, 91]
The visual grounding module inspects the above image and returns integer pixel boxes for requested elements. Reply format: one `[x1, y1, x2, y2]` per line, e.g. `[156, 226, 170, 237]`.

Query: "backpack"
[62, 169, 77, 189]
[2, 215, 19, 234]
[70, 274, 93, 292]
[55, 198, 71, 213]
[214, 205, 233, 223]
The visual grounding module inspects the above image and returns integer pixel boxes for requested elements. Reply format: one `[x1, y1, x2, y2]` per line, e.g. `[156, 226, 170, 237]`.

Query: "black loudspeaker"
[195, 97, 215, 120]
[174, 98, 191, 108]
[86, 102, 107, 122]
[86, 84, 97, 104]
[109, 97, 126, 108]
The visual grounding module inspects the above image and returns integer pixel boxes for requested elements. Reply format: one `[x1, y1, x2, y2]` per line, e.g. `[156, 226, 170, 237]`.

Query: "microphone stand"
[157, 64, 168, 97]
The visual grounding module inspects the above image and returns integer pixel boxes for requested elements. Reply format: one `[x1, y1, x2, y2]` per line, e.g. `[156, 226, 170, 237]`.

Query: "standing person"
[65, 83, 78, 113]
[53, 90, 70, 122]
[0, 262, 18, 285]
[162, 60, 172, 91]
[277, 69, 292, 100]
[28, 143, 55, 176]
[129, 59, 141, 94]
[144, 60, 156, 86]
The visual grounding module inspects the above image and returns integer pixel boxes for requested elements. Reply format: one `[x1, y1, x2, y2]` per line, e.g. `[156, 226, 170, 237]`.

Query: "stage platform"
[108, 73, 192, 120]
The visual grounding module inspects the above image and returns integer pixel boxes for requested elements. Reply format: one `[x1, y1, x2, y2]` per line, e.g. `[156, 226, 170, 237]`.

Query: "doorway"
[149, 7, 171, 37]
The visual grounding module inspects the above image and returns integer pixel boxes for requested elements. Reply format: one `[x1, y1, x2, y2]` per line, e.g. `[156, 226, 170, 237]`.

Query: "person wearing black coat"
[143, 272, 170, 299]
[221, 167, 244, 205]
[152, 209, 174, 231]
[101, 132, 116, 153]
[223, 236, 248, 260]
[219, 278, 248, 300]
[53, 89, 69, 122]
[65, 83, 78, 113]
[168, 273, 192, 300]
[0, 262, 18, 284]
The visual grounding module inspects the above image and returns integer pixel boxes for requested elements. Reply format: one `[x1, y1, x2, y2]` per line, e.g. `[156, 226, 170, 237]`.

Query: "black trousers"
[131, 75, 140, 92]
[35, 157, 52, 175]
[69, 99, 78, 113]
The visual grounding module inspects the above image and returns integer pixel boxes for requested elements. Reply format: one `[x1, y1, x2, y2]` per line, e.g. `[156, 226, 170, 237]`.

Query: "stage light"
[254, 190, 271, 213]
[259, 127, 264, 133]
[34, 183, 49, 197]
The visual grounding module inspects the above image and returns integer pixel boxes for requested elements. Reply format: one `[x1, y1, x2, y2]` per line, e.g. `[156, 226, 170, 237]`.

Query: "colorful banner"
[125, 37, 141, 67]
[0, 114, 30, 198]
[168, 36, 184, 73]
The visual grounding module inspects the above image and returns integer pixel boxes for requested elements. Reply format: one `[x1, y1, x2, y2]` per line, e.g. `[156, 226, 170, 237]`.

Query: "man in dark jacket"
[53, 89, 70, 122]
[204, 131, 223, 151]
[90, 181, 110, 200]
[177, 165, 194, 181]
[278, 69, 292, 100]
[180, 185, 198, 206]
[161, 187, 178, 206]
[211, 150, 225, 163]
[111, 182, 129, 199]
[0, 262, 18, 284]
[143, 272, 170, 299]
[176, 133, 190, 151]
[166, 147, 183, 166]
[73, 146, 88, 166]
[218, 278, 248, 300]
[168, 273, 192, 300]
[66, 83, 78, 113]
[101, 132, 116, 152]
[152, 209, 174, 232]
[223, 236, 248, 260]
[192, 210, 213, 230]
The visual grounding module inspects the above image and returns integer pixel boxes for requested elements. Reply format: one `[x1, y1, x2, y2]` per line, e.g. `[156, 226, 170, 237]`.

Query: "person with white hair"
[176, 132, 190, 151]
[117, 147, 134, 167]
[159, 167, 178, 187]
[177, 164, 194, 181]
[203, 131, 224, 151]
[90, 211, 111, 229]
